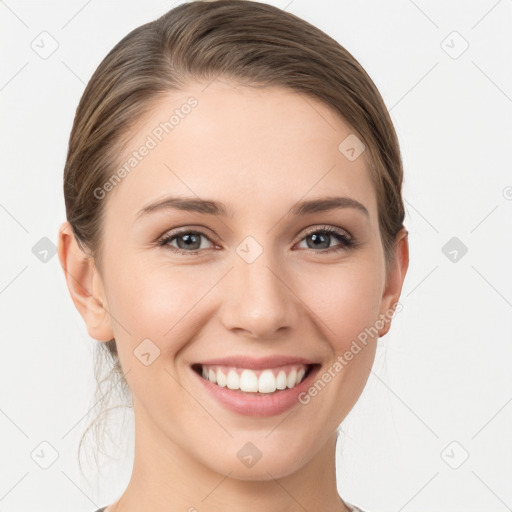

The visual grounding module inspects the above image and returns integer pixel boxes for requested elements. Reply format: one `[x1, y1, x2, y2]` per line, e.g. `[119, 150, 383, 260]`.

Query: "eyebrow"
[136, 195, 369, 220]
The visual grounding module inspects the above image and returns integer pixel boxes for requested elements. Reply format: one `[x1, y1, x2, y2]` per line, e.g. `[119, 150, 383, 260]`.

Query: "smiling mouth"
[191, 363, 317, 394]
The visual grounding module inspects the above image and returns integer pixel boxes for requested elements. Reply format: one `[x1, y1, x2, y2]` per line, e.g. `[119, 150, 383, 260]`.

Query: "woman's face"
[83, 80, 407, 480]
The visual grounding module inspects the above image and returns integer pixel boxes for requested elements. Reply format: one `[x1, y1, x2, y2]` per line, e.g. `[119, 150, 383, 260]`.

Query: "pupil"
[309, 233, 329, 249]
[178, 233, 200, 250]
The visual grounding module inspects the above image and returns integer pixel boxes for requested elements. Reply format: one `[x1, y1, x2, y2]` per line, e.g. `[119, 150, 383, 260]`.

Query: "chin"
[195, 432, 318, 482]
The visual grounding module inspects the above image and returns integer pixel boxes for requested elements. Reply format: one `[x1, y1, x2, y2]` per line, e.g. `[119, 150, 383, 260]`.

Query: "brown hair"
[63, 0, 406, 476]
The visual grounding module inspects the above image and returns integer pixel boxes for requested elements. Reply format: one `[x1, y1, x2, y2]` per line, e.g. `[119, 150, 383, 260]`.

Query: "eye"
[296, 225, 355, 253]
[158, 225, 356, 256]
[158, 229, 216, 255]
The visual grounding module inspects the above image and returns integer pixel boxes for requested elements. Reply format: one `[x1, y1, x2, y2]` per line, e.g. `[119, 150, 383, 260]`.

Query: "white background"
[1, 1, 511, 511]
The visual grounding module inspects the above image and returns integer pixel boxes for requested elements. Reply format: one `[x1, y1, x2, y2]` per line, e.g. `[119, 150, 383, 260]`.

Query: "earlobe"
[378, 227, 410, 337]
[57, 221, 114, 342]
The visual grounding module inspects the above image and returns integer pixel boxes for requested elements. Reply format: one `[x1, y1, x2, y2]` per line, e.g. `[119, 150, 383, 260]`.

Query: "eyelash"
[157, 225, 357, 256]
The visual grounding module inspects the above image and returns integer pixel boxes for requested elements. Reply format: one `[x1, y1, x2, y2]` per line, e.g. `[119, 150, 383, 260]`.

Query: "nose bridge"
[220, 243, 299, 338]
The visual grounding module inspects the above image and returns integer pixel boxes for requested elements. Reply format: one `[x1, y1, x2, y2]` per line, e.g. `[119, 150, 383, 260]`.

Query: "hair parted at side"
[63, 0, 405, 477]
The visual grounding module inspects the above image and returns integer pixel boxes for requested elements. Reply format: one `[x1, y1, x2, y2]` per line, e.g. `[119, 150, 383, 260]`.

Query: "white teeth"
[240, 369, 259, 392]
[286, 368, 297, 389]
[258, 370, 277, 393]
[227, 369, 240, 390]
[216, 369, 227, 387]
[200, 364, 310, 393]
[276, 370, 287, 390]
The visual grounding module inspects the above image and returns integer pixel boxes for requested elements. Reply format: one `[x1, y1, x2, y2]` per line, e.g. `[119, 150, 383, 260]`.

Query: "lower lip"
[192, 365, 320, 417]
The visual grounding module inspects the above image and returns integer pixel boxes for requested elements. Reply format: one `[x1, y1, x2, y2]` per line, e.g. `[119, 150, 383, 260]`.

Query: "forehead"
[105, 80, 378, 225]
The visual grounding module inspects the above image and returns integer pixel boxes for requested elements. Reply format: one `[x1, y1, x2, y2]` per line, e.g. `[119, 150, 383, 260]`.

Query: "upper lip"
[193, 355, 317, 369]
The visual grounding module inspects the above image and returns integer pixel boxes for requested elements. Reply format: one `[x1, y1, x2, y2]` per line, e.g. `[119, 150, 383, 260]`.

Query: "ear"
[57, 221, 114, 342]
[377, 227, 409, 337]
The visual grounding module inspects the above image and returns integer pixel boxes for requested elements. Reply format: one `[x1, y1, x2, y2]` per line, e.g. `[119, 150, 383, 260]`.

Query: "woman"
[58, 1, 409, 511]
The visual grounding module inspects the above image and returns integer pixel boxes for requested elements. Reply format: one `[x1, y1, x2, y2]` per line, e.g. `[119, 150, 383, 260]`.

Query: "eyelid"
[158, 225, 219, 244]
[298, 224, 353, 242]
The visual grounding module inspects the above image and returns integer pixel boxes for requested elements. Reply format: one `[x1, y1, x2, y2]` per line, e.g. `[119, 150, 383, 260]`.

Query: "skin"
[58, 79, 409, 512]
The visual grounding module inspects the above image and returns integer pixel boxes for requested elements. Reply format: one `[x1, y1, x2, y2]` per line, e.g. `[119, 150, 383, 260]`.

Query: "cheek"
[102, 260, 210, 407]
[105, 257, 216, 353]
[294, 258, 383, 352]
[290, 260, 383, 427]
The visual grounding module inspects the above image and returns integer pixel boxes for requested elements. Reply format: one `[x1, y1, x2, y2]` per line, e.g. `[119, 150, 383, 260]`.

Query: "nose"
[219, 250, 301, 340]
